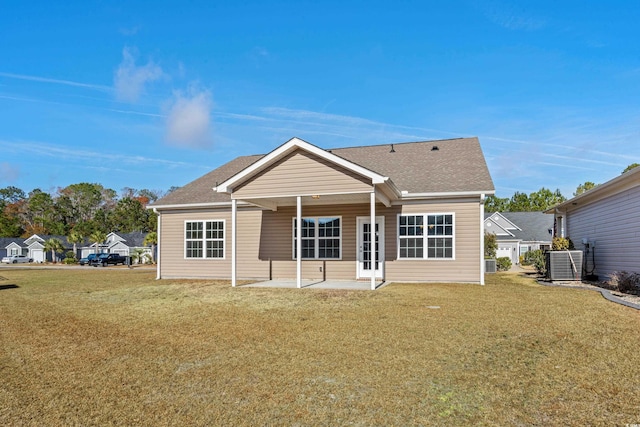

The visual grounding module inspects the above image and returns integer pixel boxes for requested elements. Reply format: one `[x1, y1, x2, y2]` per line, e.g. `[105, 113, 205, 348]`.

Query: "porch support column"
[370, 191, 376, 291]
[231, 198, 237, 287]
[296, 196, 302, 288]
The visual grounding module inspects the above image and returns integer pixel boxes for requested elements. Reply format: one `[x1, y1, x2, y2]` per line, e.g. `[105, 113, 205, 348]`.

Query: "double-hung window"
[398, 213, 454, 259]
[185, 220, 224, 259]
[293, 217, 341, 259]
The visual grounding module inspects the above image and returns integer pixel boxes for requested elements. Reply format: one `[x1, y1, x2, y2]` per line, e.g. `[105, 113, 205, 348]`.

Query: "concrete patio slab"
[241, 279, 386, 290]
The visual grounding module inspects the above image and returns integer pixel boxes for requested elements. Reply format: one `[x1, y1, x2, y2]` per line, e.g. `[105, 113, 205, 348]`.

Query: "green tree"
[490, 188, 567, 212]
[0, 186, 25, 237]
[528, 188, 566, 211]
[20, 189, 58, 235]
[143, 231, 158, 264]
[0, 186, 26, 204]
[107, 197, 150, 233]
[484, 232, 497, 258]
[574, 181, 597, 196]
[43, 238, 65, 263]
[484, 195, 509, 213]
[0, 206, 23, 237]
[67, 230, 84, 258]
[622, 163, 640, 174]
[89, 230, 107, 254]
[508, 191, 531, 211]
[56, 183, 116, 229]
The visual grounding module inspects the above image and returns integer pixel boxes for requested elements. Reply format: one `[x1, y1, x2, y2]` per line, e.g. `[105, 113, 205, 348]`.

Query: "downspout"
[153, 208, 161, 280]
[553, 208, 566, 238]
[480, 194, 485, 286]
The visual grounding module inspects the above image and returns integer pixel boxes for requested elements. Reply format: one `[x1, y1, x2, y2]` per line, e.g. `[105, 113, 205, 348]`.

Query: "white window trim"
[184, 219, 226, 260]
[291, 216, 342, 260]
[397, 213, 456, 260]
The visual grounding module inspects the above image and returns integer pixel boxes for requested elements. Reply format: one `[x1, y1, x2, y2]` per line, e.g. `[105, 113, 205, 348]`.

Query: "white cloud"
[165, 86, 214, 149]
[114, 47, 163, 103]
[0, 162, 20, 182]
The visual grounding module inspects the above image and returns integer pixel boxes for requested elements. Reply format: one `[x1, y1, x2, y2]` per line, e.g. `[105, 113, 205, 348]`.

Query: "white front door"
[357, 216, 384, 278]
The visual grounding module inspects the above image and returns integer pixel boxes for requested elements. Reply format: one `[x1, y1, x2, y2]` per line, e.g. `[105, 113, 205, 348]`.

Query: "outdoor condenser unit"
[485, 258, 497, 274]
[546, 251, 583, 281]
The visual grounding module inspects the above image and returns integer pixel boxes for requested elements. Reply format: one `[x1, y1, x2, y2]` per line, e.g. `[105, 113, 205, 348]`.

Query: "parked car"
[1, 255, 33, 264]
[90, 253, 128, 267]
[78, 253, 99, 266]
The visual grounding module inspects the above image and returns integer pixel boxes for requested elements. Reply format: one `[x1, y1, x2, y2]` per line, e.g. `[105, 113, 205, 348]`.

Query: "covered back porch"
[215, 138, 400, 290]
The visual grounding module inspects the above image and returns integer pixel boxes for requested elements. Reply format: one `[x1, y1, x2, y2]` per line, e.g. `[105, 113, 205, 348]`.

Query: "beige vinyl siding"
[260, 204, 380, 280]
[566, 185, 640, 279]
[159, 198, 482, 283]
[233, 150, 373, 198]
[384, 200, 482, 283]
[159, 208, 269, 279]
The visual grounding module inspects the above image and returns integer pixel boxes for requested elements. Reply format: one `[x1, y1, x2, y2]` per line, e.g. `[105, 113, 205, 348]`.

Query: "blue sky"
[1, 1, 639, 199]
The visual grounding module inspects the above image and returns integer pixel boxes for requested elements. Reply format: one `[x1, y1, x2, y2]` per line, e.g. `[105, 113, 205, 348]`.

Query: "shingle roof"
[0, 237, 25, 248]
[486, 212, 554, 242]
[152, 137, 494, 207]
[118, 232, 148, 247]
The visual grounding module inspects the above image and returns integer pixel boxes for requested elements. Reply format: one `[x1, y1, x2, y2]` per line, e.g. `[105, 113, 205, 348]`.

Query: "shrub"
[523, 249, 547, 275]
[609, 271, 640, 295]
[484, 232, 497, 258]
[63, 250, 77, 264]
[496, 257, 512, 271]
[552, 237, 575, 251]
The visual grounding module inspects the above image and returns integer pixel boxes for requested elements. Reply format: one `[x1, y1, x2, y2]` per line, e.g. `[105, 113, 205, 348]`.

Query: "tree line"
[2, 164, 637, 237]
[0, 183, 171, 238]
[486, 164, 639, 213]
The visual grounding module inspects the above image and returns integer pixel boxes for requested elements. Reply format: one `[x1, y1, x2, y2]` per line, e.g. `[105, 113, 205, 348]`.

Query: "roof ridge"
[328, 136, 476, 151]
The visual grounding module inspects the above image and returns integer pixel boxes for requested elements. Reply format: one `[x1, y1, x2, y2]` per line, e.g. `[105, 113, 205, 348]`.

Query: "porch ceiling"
[238, 192, 391, 210]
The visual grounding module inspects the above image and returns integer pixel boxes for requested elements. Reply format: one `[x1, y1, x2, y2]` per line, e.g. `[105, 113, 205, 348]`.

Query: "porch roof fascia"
[214, 137, 394, 194]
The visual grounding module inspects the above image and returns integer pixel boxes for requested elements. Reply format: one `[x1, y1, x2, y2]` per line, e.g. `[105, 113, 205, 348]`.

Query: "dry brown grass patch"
[1, 269, 639, 425]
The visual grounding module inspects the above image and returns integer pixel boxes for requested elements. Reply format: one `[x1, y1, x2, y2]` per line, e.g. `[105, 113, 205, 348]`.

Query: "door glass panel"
[362, 223, 379, 271]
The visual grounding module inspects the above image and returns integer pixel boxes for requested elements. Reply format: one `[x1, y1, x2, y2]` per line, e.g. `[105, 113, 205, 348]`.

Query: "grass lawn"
[1, 269, 639, 426]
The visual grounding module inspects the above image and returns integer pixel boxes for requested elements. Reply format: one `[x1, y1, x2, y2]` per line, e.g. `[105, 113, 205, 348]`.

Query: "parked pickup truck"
[78, 253, 99, 266]
[90, 253, 128, 267]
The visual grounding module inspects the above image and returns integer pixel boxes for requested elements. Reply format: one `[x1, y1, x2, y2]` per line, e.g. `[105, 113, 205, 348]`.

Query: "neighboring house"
[13, 234, 74, 262]
[547, 166, 640, 280]
[150, 137, 495, 288]
[0, 237, 26, 259]
[484, 212, 554, 265]
[81, 231, 152, 262]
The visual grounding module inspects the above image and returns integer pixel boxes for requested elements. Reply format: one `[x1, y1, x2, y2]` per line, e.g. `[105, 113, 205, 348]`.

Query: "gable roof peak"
[215, 137, 390, 194]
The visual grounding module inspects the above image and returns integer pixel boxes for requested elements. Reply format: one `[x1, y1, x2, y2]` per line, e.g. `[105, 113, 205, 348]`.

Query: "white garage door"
[497, 245, 512, 259]
[32, 249, 44, 263]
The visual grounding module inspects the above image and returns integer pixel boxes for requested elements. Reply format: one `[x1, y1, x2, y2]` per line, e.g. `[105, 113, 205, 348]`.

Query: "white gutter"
[400, 190, 495, 199]
[148, 201, 254, 210]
